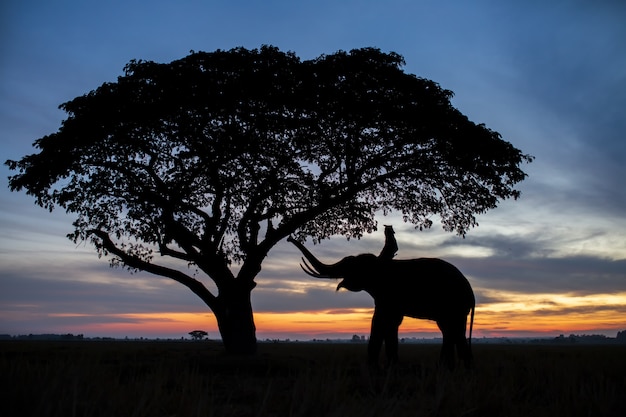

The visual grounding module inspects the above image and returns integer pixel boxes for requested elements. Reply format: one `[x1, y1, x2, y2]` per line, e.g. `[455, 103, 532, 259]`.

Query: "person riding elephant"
[378, 225, 398, 261]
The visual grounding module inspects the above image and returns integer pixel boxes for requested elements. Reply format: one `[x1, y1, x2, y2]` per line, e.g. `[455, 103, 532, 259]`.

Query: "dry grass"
[2, 340, 625, 417]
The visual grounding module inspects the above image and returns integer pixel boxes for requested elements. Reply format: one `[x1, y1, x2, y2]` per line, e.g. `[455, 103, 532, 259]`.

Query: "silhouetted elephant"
[287, 237, 475, 369]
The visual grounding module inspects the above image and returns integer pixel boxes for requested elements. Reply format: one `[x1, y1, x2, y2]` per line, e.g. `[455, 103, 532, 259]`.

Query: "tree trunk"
[214, 282, 257, 355]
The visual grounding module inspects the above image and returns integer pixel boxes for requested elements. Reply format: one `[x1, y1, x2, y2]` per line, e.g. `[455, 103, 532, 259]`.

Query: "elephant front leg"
[367, 312, 385, 367]
[385, 314, 404, 366]
[369, 308, 403, 367]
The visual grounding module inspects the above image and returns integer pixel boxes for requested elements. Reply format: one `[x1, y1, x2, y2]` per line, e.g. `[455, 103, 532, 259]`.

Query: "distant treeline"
[2, 331, 626, 344]
[1, 334, 86, 341]
[0, 334, 165, 341]
[549, 331, 626, 344]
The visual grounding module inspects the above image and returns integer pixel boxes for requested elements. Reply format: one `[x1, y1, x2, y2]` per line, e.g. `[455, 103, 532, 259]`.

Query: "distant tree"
[189, 330, 209, 341]
[6, 46, 532, 355]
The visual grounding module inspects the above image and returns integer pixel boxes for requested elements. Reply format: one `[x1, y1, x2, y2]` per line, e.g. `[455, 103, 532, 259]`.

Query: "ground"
[2, 340, 625, 417]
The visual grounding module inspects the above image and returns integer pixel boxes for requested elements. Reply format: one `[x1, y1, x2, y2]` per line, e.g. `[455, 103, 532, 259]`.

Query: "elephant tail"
[468, 305, 475, 350]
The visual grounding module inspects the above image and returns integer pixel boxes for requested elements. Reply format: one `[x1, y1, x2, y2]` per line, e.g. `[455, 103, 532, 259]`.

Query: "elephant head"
[287, 237, 379, 293]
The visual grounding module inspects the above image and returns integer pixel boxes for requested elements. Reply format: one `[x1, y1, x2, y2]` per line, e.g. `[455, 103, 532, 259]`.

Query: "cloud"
[464, 256, 626, 296]
[0, 264, 207, 316]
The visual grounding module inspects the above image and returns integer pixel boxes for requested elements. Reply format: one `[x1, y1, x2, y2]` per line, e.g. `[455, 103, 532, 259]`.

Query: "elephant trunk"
[287, 237, 337, 278]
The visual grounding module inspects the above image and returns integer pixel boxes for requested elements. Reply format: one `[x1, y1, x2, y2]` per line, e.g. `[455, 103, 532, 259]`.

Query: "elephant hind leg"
[458, 333, 473, 369]
[437, 316, 471, 370]
[453, 315, 473, 369]
[437, 320, 457, 370]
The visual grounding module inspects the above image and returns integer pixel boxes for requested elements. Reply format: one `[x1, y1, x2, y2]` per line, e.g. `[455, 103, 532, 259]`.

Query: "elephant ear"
[335, 254, 378, 292]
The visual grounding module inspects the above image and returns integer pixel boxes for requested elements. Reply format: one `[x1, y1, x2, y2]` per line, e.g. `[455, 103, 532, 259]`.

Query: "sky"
[1, 0, 625, 340]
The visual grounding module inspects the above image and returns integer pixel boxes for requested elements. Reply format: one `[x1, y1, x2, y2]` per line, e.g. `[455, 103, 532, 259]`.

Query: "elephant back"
[378, 258, 474, 317]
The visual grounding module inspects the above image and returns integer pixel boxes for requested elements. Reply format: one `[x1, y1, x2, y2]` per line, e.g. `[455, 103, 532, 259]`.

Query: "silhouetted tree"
[189, 330, 208, 341]
[6, 46, 532, 355]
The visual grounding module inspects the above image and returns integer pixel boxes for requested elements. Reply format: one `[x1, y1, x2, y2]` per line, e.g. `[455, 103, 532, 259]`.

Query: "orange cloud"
[45, 291, 626, 339]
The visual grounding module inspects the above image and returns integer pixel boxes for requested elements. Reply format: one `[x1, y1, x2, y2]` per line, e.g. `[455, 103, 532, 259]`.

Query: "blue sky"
[1, 0, 625, 339]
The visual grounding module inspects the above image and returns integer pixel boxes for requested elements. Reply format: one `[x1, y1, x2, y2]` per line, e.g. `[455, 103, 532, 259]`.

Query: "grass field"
[2, 340, 625, 417]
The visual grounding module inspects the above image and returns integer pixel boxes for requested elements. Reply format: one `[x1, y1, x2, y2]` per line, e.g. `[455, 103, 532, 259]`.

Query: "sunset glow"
[36, 289, 626, 340]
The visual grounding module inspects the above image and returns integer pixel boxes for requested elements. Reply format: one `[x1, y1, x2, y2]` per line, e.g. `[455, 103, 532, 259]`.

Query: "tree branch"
[88, 229, 219, 309]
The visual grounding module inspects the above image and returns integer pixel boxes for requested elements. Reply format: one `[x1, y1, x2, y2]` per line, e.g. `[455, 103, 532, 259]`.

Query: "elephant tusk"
[301, 257, 316, 274]
[300, 258, 329, 278]
[299, 263, 323, 278]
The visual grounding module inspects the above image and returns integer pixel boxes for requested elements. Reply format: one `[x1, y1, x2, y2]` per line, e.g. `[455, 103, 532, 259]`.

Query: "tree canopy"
[6, 46, 532, 352]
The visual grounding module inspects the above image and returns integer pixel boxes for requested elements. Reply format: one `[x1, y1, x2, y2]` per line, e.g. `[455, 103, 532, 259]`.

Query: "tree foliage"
[6, 46, 531, 350]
